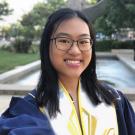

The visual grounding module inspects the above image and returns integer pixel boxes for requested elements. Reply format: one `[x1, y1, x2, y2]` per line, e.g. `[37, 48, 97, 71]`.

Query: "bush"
[96, 40, 135, 51]
[12, 37, 32, 53]
[29, 44, 39, 54]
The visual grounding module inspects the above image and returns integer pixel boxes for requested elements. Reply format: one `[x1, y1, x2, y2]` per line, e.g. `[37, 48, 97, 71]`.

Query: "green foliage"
[94, 17, 115, 37]
[126, 4, 135, 13]
[45, 0, 66, 12]
[19, 3, 47, 40]
[6, 23, 34, 53]
[12, 37, 32, 53]
[7, 0, 66, 53]
[2, 0, 66, 54]
[96, 40, 135, 51]
[94, 0, 135, 36]
[20, 0, 66, 39]
[29, 44, 39, 54]
[0, 1, 13, 20]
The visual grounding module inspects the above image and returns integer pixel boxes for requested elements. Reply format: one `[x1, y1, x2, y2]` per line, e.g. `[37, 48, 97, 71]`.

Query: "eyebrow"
[54, 33, 91, 38]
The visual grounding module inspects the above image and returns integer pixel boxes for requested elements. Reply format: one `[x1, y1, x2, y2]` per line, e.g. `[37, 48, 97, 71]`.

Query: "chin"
[68, 73, 81, 79]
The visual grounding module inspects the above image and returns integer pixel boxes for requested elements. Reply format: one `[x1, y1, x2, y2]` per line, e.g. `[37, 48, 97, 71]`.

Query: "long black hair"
[36, 8, 116, 118]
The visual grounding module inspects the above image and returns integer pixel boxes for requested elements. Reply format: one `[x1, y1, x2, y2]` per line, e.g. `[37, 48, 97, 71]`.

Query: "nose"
[67, 41, 81, 55]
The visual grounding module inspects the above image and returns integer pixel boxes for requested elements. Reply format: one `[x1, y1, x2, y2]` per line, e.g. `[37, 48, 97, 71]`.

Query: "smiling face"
[49, 17, 92, 81]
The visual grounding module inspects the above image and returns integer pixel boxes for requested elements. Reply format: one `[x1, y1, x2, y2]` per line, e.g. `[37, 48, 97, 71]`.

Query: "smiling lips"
[64, 59, 82, 68]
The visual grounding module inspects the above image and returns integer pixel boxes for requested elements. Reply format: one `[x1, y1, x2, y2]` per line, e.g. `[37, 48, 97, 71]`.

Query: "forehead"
[53, 17, 90, 38]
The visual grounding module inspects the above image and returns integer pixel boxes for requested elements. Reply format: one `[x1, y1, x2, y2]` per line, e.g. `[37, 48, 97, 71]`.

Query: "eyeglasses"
[50, 37, 93, 51]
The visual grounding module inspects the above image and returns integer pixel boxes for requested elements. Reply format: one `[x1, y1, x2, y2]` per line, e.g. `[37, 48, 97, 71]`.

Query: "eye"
[57, 38, 70, 44]
[79, 39, 90, 45]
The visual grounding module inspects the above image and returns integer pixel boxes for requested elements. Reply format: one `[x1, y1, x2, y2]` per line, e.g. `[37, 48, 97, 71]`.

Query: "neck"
[59, 76, 79, 96]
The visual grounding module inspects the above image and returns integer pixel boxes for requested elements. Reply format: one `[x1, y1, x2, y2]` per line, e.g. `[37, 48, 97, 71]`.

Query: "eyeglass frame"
[50, 37, 93, 51]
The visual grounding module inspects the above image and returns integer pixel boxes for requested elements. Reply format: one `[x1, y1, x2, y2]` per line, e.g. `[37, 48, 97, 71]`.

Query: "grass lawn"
[0, 50, 39, 74]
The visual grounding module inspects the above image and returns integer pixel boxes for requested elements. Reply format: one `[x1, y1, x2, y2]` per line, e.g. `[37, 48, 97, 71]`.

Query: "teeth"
[66, 60, 80, 64]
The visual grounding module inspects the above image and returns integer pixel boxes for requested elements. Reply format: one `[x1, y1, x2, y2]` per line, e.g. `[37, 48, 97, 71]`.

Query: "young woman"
[0, 8, 135, 135]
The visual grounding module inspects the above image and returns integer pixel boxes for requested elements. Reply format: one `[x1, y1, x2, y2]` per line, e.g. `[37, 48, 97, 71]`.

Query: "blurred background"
[0, 0, 135, 112]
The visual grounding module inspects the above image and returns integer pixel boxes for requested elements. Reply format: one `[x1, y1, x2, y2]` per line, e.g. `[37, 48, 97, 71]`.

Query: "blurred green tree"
[9, 0, 66, 53]
[0, 1, 13, 20]
[20, 0, 66, 39]
[94, 0, 135, 37]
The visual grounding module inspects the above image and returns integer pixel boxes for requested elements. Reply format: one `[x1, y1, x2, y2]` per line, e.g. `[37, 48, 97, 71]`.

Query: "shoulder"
[2, 90, 39, 117]
[100, 82, 134, 110]
[111, 90, 135, 134]
[100, 82, 128, 101]
[0, 90, 55, 135]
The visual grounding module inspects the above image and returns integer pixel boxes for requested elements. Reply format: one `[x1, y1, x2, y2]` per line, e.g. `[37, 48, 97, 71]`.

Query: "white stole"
[41, 82, 118, 135]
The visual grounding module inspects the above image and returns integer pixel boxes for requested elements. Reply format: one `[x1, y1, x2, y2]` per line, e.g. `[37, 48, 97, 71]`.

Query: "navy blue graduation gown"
[0, 93, 55, 135]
